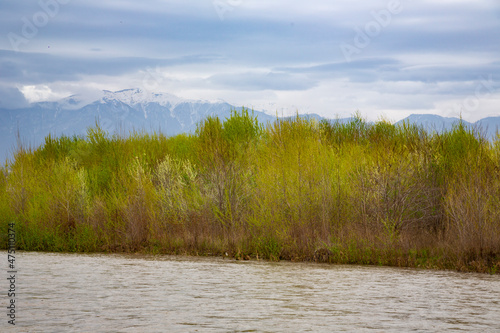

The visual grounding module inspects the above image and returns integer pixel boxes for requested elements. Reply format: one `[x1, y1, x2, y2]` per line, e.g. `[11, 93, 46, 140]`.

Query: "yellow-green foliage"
[1, 109, 499, 273]
[154, 155, 201, 221]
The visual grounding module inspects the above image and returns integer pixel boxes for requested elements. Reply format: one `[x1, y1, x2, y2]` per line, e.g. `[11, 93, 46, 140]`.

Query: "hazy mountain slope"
[1, 91, 498, 163]
[0, 89, 277, 162]
[475, 117, 500, 140]
[396, 114, 499, 140]
[395, 114, 470, 133]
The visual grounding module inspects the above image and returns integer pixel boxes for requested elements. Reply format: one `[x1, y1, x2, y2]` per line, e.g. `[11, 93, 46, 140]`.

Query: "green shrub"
[2, 111, 499, 273]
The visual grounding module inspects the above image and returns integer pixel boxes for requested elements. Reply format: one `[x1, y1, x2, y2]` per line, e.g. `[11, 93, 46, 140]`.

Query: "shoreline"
[3, 245, 498, 274]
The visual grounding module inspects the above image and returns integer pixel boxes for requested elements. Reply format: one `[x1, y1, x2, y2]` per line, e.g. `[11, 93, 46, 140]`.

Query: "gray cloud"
[209, 72, 317, 91]
[0, 86, 29, 109]
[277, 58, 500, 85]
[0, 0, 498, 120]
[0, 49, 222, 85]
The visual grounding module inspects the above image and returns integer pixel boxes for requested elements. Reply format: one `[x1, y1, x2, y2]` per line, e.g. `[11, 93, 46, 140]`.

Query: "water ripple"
[3, 252, 500, 332]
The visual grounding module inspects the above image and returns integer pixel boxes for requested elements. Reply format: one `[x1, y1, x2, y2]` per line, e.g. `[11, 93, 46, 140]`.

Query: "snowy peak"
[32, 89, 224, 111]
[102, 88, 185, 108]
[54, 91, 107, 110]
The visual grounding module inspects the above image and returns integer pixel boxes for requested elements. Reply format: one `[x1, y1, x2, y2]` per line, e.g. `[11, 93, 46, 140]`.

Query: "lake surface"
[3, 251, 500, 332]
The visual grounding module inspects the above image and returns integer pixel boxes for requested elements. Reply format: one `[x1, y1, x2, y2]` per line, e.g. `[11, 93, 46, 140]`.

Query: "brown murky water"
[3, 252, 500, 332]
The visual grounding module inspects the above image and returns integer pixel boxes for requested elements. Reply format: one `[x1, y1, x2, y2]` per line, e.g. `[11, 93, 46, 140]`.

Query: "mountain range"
[1, 88, 499, 162]
[0, 89, 275, 163]
[394, 114, 500, 139]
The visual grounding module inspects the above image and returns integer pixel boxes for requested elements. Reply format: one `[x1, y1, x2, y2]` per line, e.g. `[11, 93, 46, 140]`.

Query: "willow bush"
[1, 109, 499, 273]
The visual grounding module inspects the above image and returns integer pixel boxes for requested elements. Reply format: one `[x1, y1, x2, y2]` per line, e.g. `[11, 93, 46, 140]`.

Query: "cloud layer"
[1, 0, 499, 121]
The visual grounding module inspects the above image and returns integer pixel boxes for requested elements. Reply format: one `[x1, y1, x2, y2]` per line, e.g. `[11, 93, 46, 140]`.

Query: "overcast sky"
[1, 0, 499, 121]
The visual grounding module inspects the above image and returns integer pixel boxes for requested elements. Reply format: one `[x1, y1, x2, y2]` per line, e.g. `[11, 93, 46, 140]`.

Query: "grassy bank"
[1, 110, 500, 273]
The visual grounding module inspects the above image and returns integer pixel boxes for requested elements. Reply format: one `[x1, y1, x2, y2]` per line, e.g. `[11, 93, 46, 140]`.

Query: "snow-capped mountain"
[0, 88, 275, 162]
[1, 90, 498, 163]
[102, 88, 184, 108]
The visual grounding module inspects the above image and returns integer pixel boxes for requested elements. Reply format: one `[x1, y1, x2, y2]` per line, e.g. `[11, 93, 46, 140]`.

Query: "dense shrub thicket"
[1, 109, 499, 273]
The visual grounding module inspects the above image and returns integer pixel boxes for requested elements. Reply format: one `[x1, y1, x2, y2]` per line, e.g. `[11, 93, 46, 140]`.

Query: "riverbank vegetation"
[1, 110, 499, 273]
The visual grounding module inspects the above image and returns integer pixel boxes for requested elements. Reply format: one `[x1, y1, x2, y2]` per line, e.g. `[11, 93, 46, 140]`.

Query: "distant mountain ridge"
[394, 114, 500, 140]
[0, 89, 499, 162]
[0, 88, 276, 162]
